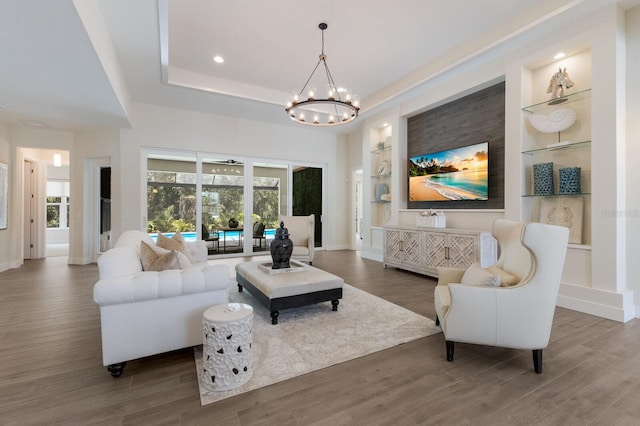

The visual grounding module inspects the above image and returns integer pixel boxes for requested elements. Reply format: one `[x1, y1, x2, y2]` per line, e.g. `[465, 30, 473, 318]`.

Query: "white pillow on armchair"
[460, 262, 501, 287]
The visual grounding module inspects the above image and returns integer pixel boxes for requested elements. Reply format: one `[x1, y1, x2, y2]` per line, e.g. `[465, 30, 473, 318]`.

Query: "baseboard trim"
[67, 256, 93, 265]
[557, 283, 635, 323]
[360, 252, 383, 263]
[0, 259, 25, 273]
[325, 244, 350, 251]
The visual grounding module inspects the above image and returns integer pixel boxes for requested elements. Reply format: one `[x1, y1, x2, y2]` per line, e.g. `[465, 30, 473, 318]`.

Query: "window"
[46, 181, 70, 229]
[144, 150, 324, 255]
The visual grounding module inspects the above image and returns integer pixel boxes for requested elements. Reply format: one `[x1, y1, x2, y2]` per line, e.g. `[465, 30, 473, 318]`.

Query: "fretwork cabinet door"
[384, 228, 403, 265]
[384, 228, 422, 271]
[422, 231, 448, 276]
[401, 230, 422, 269]
[446, 233, 479, 269]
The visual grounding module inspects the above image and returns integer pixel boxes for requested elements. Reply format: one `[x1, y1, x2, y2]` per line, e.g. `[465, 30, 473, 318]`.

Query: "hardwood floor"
[1, 251, 640, 425]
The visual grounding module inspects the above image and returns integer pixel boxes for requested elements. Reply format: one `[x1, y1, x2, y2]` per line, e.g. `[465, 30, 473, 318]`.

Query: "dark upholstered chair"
[253, 222, 266, 249]
[201, 224, 219, 254]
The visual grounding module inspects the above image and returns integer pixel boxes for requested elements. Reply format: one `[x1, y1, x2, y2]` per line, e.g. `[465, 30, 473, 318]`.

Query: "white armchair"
[278, 214, 315, 265]
[434, 219, 569, 373]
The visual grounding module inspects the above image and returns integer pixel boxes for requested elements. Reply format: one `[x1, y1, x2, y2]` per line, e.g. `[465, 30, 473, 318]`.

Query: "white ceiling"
[0, 0, 636, 133]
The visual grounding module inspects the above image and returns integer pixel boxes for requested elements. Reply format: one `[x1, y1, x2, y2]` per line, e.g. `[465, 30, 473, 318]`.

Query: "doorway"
[99, 166, 112, 252]
[21, 149, 71, 259]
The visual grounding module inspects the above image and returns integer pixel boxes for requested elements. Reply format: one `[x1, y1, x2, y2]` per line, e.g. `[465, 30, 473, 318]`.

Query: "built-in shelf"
[369, 131, 392, 229]
[522, 140, 590, 155]
[521, 82, 591, 246]
[371, 146, 391, 154]
[522, 88, 591, 113]
[521, 193, 590, 198]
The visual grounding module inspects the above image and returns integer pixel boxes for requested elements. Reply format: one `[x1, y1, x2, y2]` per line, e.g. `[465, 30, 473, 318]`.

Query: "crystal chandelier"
[285, 23, 359, 126]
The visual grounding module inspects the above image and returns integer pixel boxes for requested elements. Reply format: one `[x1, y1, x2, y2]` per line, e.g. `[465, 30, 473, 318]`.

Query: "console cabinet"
[383, 226, 497, 277]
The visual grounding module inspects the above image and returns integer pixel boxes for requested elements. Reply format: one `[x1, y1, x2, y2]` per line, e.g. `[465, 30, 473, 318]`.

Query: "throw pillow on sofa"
[460, 262, 501, 287]
[157, 231, 192, 261]
[140, 241, 192, 271]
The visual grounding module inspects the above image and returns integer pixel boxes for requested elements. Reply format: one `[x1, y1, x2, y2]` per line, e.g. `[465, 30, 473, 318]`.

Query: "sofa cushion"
[157, 231, 192, 261]
[98, 246, 143, 279]
[114, 230, 154, 255]
[460, 262, 501, 287]
[93, 263, 232, 306]
[140, 241, 192, 271]
[486, 265, 520, 287]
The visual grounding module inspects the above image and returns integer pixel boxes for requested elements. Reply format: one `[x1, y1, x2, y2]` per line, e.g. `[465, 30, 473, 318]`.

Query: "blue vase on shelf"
[533, 162, 554, 196]
[559, 167, 581, 194]
[375, 183, 389, 201]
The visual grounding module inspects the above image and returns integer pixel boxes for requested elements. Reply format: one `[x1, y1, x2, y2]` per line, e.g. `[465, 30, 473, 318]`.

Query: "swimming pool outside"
[149, 229, 276, 242]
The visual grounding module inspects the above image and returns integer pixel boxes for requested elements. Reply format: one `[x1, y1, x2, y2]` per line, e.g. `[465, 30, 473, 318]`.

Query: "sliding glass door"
[146, 153, 197, 238]
[252, 162, 287, 254]
[145, 149, 324, 257]
[201, 157, 244, 254]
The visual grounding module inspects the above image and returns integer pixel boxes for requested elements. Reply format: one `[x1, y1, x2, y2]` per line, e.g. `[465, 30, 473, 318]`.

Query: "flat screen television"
[408, 141, 488, 202]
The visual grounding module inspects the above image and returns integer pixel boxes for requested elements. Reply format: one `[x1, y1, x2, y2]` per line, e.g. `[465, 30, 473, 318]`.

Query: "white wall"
[115, 102, 349, 251]
[0, 123, 11, 272]
[354, 3, 639, 321]
[626, 5, 640, 313]
[71, 129, 120, 264]
[1, 126, 74, 270]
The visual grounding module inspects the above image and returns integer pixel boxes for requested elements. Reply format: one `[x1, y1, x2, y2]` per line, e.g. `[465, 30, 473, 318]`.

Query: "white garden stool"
[201, 303, 253, 391]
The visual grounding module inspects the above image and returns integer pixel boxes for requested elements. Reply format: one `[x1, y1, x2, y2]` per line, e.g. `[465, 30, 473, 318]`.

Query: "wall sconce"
[53, 153, 62, 167]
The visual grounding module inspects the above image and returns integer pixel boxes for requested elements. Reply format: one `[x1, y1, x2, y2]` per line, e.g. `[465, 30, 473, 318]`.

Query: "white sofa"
[93, 230, 231, 377]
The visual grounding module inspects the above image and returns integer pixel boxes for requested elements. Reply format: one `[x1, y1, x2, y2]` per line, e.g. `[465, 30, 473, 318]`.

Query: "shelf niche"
[521, 52, 592, 247]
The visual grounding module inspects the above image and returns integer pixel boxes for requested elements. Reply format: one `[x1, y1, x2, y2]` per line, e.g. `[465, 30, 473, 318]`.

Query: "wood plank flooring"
[1, 251, 639, 425]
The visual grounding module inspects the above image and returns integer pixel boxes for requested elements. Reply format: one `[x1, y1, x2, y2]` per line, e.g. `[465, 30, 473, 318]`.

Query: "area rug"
[194, 279, 441, 405]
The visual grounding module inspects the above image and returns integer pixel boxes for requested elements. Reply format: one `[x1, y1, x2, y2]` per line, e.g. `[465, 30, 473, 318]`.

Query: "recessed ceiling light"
[554, 52, 566, 59]
[213, 55, 224, 64]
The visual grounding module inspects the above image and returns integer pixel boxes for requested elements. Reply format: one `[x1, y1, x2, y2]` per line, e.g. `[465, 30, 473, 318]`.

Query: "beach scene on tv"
[409, 142, 489, 201]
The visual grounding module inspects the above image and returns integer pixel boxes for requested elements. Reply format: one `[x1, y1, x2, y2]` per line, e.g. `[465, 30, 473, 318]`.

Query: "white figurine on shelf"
[547, 67, 574, 101]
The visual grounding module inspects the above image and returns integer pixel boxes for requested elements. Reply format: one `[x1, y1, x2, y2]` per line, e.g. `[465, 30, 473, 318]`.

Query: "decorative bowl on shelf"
[528, 108, 576, 133]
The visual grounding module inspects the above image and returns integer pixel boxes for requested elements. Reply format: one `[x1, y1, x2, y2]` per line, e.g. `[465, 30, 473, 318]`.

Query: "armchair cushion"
[437, 267, 466, 287]
[460, 262, 501, 287]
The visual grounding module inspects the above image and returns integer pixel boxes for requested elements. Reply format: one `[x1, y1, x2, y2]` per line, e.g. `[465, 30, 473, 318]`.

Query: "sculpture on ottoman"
[269, 221, 293, 269]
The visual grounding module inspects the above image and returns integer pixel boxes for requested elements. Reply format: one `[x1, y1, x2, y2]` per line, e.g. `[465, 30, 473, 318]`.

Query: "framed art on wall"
[540, 197, 583, 244]
[0, 163, 7, 230]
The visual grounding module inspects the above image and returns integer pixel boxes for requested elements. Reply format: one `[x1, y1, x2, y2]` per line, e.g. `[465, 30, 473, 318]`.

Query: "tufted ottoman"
[235, 261, 343, 324]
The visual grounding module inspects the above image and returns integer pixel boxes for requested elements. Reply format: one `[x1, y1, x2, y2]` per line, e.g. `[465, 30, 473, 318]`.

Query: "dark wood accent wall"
[407, 82, 505, 210]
